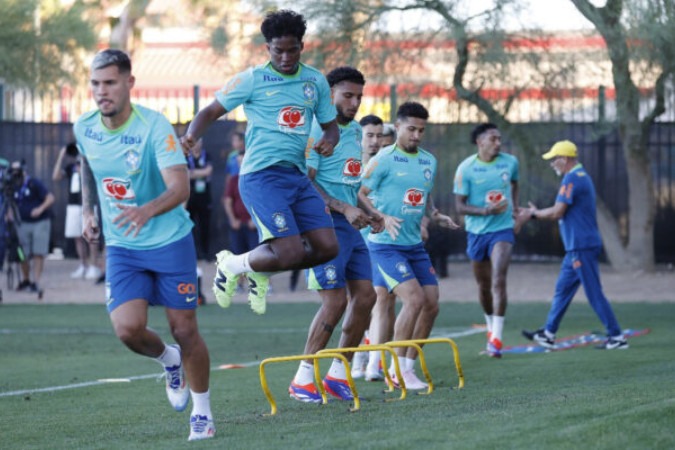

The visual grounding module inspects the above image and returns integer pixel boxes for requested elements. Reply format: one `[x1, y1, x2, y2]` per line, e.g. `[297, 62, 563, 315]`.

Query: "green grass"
[1, 302, 674, 449]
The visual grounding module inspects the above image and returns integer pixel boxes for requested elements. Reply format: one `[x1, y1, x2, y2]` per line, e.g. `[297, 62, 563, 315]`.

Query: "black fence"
[1, 120, 673, 263]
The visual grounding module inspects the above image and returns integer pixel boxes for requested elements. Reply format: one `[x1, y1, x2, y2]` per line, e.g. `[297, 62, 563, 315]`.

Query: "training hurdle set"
[259, 338, 464, 415]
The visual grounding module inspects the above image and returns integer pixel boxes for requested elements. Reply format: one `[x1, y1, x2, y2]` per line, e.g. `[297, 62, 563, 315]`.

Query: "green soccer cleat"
[213, 250, 238, 308]
[246, 271, 269, 314]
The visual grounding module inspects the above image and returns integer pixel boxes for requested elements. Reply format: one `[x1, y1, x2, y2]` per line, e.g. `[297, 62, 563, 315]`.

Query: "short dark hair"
[91, 49, 131, 74]
[261, 10, 306, 42]
[359, 115, 383, 127]
[396, 102, 429, 121]
[326, 66, 365, 88]
[471, 123, 498, 144]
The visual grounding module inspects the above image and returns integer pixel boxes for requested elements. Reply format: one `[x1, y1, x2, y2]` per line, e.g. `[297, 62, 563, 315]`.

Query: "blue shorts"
[368, 242, 437, 292]
[239, 166, 334, 243]
[105, 233, 198, 313]
[306, 213, 372, 290]
[466, 228, 515, 262]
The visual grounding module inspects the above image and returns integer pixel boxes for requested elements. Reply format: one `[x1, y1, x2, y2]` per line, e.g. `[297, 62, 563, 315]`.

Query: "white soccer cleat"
[401, 369, 429, 390]
[188, 414, 215, 441]
[164, 345, 189, 412]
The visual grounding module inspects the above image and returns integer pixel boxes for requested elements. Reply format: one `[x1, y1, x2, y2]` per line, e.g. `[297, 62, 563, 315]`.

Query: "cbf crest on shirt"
[362, 145, 437, 246]
[73, 104, 192, 250]
[215, 62, 336, 176]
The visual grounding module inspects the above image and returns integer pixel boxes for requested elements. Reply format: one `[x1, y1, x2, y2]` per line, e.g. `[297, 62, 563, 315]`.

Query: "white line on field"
[0, 327, 482, 398]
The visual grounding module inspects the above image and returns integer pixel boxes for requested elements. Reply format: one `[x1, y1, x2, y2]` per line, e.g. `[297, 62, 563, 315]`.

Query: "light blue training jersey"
[215, 62, 336, 176]
[362, 145, 437, 246]
[453, 152, 519, 235]
[74, 104, 192, 250]
[306, 118, 363, 207]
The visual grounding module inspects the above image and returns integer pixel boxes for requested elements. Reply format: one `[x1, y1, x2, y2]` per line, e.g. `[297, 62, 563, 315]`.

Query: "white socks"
[485, 314, 494, 336]
[327, 359, 347, 379]
[294, 361, 315, 385]
[225, 252, 252, 275]
[190, 390, 212, 418]
[155, 344, 181, 367]
[492, 316, 505, 342]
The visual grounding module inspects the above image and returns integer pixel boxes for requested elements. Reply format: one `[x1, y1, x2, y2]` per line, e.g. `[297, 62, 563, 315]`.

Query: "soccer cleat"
[486, 337, 503, 358]
[522, 328, 555, 349]
[164, 345, 189, 412]
[387, 369, 428, 390]
[288, 381, 323, 403]
[246, 271, 269, 314]
[322, 375, 353, 401]
[596, 337, 629, 350]
[188, 414, 215, 441]
[213, 250, 238, 308]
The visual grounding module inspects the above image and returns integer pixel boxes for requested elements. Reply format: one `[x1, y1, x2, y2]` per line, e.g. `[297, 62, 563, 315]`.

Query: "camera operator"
[8, 161, 54, 292]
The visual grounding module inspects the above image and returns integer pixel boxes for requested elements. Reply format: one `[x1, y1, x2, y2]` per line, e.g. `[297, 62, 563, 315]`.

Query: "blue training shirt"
[74, 104, 193, 250]
[556, 164, 602, 251]
[453, 152, 519, 234]
[215, 62, 336, 175]
[306, 118, 363, 207]
[362, 145, 437, 246]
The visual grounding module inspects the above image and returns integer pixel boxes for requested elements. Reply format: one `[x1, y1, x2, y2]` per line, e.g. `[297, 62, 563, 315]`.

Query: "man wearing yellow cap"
[521, 140, 628, 350]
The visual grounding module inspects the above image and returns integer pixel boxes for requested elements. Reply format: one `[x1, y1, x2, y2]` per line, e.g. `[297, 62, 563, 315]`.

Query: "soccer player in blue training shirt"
[181, 10, 339, 315]
[520, 140, 628, 350]
[288, 67, 384, 403]
[75, 49, 214, 441]
[453, 123, 520, 358]
[359, 102, 459, 390]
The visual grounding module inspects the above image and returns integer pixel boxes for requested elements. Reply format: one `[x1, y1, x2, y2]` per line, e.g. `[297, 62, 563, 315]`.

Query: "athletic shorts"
[368, 241, 437, 292]
[64, 204, 83, 238]
[238, 166, 334, 243]
[105, 233, 198, 313]
[306, 213, 372, 290]
[17, 219, 51, 256]
[466, 228, 515, 262]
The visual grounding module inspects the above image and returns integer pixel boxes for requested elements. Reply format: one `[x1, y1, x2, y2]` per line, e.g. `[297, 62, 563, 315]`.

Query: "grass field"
[1, 302, 674, 449]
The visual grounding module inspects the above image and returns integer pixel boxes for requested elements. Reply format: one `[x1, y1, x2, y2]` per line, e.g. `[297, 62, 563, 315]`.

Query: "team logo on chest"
[125, 150, 141, 174]
[302, 82, 316, 102]
[403, 188, 425, 207]
[342, 158, 362, 182]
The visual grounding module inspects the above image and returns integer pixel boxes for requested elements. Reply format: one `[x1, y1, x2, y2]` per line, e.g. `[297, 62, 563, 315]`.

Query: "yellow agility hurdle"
[318, 344, 407, 402]
[382, 340, 434, 395]
[387, 338, 464, 390]
[259, 352, 360, 416]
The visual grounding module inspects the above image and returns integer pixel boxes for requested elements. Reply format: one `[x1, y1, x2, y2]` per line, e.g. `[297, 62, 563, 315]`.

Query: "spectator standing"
[186, 138, 213, 260]
[52, 142, 102, 280]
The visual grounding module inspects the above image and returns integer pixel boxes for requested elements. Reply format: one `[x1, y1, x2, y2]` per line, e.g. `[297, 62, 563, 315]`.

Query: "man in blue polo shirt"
[521, 140, 627, 350]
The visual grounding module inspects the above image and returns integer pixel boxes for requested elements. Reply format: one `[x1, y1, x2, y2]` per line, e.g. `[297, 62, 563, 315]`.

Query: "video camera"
[1, 160, 25, 198]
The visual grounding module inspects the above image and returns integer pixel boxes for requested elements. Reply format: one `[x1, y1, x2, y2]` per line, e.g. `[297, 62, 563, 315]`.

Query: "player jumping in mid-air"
[181, 10, 339, 315]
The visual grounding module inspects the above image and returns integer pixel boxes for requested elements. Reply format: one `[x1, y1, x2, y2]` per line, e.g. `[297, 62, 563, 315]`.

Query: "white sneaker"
[164, 345, 189, 411]
[365, 366, 384, 382]
[70, 265, 86, 279]
[188, 414, 215, 441]
[401, 369, 429, 390]
[84, 266, 102, 280]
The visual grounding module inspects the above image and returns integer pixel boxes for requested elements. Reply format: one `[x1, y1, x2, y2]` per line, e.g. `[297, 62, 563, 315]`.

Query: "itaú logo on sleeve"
[277, 106, 306, 130]
[403, 188, 425, 207]
[342, 158, 362, 179]
[102, 177, 136, 200]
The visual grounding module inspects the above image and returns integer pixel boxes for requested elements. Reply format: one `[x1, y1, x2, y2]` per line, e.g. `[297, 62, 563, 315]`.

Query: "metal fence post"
[193, 84, 200, 120]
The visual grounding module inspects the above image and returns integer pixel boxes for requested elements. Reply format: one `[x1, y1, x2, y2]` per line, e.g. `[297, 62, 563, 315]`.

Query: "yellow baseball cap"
[542, 140, 577, 160]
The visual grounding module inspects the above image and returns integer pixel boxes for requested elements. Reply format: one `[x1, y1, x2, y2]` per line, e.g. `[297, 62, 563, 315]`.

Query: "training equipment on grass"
[318, 345, 407, 401]
[259, 352, 360, 416]
[504, 328, 650, 354]
[387, 338, 465, 391]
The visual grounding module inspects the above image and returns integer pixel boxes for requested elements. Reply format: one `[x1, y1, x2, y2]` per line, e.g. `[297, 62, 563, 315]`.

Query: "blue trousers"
[545, 247, 622, 337]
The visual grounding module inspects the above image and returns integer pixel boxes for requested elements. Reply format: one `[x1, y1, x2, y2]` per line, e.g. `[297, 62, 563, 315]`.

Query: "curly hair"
[326, 66, 365, 88]
[261, 9, 307, 42]
[470, 123, 498, 144]
[396, 101, 429, 121]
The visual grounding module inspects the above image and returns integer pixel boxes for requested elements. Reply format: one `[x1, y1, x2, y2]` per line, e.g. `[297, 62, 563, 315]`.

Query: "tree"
[0, 0, 97, 91]
[568, 0, 673, 271]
